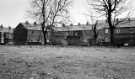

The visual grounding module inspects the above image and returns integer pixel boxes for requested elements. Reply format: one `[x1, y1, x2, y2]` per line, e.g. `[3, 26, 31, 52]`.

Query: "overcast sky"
[0, 0, 135, 27]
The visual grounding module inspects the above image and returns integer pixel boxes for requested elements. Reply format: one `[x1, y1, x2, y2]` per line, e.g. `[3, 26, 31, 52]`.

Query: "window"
[116, 29, 120, 33]
[105, 29, 109, 33]
[31, 31, 34, 34]
[74, 32, 78, 36]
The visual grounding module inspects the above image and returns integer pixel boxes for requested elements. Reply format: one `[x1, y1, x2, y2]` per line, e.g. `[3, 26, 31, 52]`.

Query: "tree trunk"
[41, 24, 47, 45]
[107, 12, 114, 46]
[109, 27, 114, 46]
[93, 31, 98, 45]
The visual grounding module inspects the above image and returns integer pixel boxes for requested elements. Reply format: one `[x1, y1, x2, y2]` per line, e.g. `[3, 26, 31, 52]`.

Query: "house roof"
[18, 19, 135, 32]
[98, 19, 135, 30]
[0, 27, 13, 33]
[20, 23, 42, 31]
[19, 22, 93, 31]
[117, 20, 135, 27]
[52, 25, 92, 31]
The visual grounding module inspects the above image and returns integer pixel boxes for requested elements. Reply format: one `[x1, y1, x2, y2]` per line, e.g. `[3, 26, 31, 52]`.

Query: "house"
[14, 22, 44, 45]
[0, 25, 13, 45]
[97, 19, 135, 46]
[47, 24, 94, 46]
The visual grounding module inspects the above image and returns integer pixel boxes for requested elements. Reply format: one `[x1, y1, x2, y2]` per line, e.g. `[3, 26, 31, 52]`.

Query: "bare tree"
[29, 0, 71, 45]
[89, 15, 99, 45]
[92, 21, 98, 45]
[85, 13, 99, 45]
[89, 0, 129, 46]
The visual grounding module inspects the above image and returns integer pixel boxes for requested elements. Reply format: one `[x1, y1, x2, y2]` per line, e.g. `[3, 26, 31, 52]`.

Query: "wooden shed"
[14, 22, 44, 45]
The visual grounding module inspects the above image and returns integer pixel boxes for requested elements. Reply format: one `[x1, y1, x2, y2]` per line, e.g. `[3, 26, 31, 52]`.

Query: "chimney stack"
[25, 21, 29, 24]
[78, 23, 81, 26]
[86, 21, 89, 25]
[62, 23, 66, 27]
[34, 22, 37, 25]
[0, 24, 3, 29]
[70, 23, 73, 26]
[8, 26, 11, 30]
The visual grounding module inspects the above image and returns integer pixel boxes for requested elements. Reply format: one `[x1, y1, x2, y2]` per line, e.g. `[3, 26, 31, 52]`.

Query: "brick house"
[47, 24, 94, 46]
[97, 19, 135, 46]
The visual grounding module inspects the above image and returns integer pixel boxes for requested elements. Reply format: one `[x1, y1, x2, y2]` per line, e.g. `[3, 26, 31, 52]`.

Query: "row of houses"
[98, 19, 135, 46]
[13, 22, 94, 45]
[1, 19, 135, 46]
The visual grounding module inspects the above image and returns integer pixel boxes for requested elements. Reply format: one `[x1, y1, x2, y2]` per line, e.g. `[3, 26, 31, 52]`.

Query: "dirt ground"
[0, 46, 135, 79]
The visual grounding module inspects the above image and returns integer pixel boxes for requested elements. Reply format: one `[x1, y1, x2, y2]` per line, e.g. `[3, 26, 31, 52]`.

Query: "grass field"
[0, 46, 135, 79]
